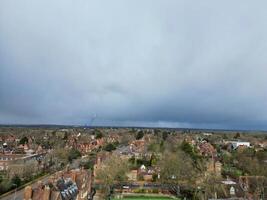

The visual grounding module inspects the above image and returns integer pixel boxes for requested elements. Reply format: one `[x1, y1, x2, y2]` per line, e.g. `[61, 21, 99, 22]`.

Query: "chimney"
[88, 170, 92, 194]
[36, 181, 43, 189]
[24, 186, 32, 200]
[96, 155, 101, 165]
[71, 170, 77, 182]
[43, 185, 51, 200]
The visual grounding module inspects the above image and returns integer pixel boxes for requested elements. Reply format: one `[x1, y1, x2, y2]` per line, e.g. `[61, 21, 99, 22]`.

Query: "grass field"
[112, 196, 179, 200]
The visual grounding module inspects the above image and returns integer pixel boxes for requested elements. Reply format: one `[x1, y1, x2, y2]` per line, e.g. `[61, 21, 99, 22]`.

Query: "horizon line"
[0, 123, 267, 133]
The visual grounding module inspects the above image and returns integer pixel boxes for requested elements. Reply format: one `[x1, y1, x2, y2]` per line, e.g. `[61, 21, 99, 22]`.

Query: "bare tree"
[96, 154, 129, 196]
[159, 150, 196, 186]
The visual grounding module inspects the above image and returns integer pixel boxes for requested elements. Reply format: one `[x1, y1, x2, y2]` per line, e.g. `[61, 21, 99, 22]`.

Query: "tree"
[147, 142, 161, 153]
[103, 143, 116, 152]
[221, 152, 233, 166]
[201, 173, 225, 199]
[11, 175, 21, 188]
[256, 150, 267, 166]
[159, 150, 195, 185]
[95, 131, 103, 139]
[128, 156, 136, 166]
[0, 180, 12, 194]
[19, 136, 28, 145]
[233, 148, 267, 176]
[149, 153, 157, 166]
[96, 155, 129, 196]
[162, 131, 169, 140]
[234, 132, 241, 139]
[22, 160, 39, 181]
[136, 131, 144, 140]
[181, 140, 199, 162]
[68, 149, 81, 162]
[53, 148, 69, 166]
[136, 157, 150, 167]
[120, 134, 134, 145]
[223, 134, 229, 140]
[80, 159, 94, 170]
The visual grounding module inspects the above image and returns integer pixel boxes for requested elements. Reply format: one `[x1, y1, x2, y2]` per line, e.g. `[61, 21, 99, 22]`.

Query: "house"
[105, 134, 120, 144]
[129, 140, 145, 153]
[36, 145, 45, 154]
[202, 132, 213, 136]
[137, 165, 156, 182]
[231, 141, 250, 150]
[77, 143, 92, 154]
[239, 176, 266, 196]
[184, 137, 197, 146]
[216, 176, 267, 199]
[18, 143, 30, 151]
[143, 173, 153, 182]
[220, 179, 245, 199]
[0, 151, 46, 171]
[127, 170, 138, 181]
[198, 141, 216, 157]
[257, 141, 267, 149]
[6, 135, 16, 143]
[66, 136, 78, 149]
[114, 145, 134, 160]
[206, 160, 222, 177]
[24, 168, 92, 200]
[139, 164, 146, 172]
[0, 152, 25, 170]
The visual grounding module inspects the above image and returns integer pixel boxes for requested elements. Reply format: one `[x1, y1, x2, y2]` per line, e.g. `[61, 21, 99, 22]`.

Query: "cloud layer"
[1, 1, 267, 130]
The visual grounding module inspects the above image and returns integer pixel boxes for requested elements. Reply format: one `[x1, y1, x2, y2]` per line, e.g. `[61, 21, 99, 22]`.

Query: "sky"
[0, 1, 267, 130]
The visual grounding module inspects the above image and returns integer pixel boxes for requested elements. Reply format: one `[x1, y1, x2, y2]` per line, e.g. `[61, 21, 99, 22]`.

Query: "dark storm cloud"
[1, 0, 267, 129]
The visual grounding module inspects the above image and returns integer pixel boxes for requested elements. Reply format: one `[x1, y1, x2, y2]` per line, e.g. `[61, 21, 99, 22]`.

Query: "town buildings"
[24, 168, 92, 200]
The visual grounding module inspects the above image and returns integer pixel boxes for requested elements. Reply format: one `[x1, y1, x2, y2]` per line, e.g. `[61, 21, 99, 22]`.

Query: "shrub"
[136, 131, 144, 140]
[103, 143, 116, 152]
[68, 149, 81, 162]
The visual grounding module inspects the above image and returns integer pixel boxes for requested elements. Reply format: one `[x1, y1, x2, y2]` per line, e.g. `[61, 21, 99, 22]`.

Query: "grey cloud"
[1, 0, 267, 130]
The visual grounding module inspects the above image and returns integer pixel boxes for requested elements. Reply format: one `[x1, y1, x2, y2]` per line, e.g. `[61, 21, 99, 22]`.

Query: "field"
[112, 196, 179, 200]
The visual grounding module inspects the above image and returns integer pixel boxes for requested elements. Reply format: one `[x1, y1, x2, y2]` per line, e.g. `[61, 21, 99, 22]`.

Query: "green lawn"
[112, 196, 179, 200]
